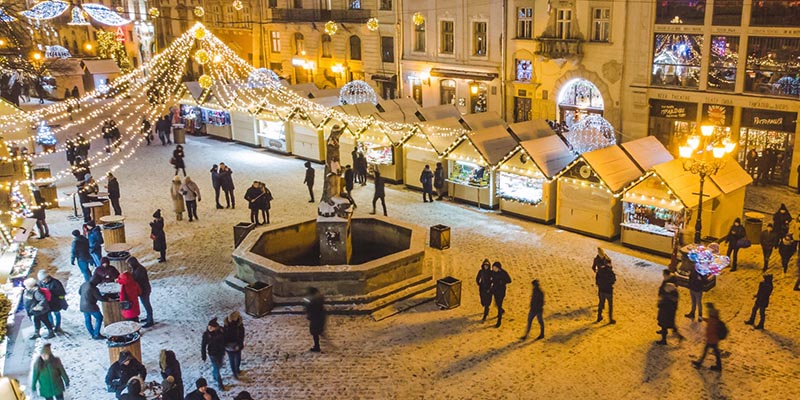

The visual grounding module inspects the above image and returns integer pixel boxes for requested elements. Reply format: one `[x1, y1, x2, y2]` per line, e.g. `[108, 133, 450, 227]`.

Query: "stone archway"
[552, 67, 619, 128]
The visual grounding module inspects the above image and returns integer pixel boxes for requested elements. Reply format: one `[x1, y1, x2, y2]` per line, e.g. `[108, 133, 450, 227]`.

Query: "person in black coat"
[210, 164, 222, 209]
[223, 311, 245, 379]
[107, 172, 122, 215]
[105, 351, 147, 399]
[79, 276, 107, 339]
[156, 115, 170, 145]
[185, 378, 220, 400]
[595, 262, 616, 324]
[724, 218, 746, 271]
[745, 274, 774, 329]
[150, 209, 167, 262]
[201, 318, 226, 390]
[357, 153, 368, 186]
[420, 164, 434, 202]
[434, 162, 446, 200]
[351, 149, 360, 183]
[684, 268, 707, 321]
[306, 287, 326, 352]
[490, 262, 511, 328]
[172, 145, 186, 176]
[244, 181, 264, 225]
[159, 349, 183, 400]
[656, 282, 682, 345]
[476, 259, 493, 321]
[343, 165, 356, 208]
[37, 270, 67, 333]
[119, 377, 146, 400]
[71, 229, 93, 281]
[259, 182, 273, 224]
[219, 163, 235, 209]
[370, 170, 387, 216]
[773, 203, 792, 237]
[522, 279, 545, 340]
[141, 117, 152, 145]
[777, 233, 797, 274]
[592, 247, 611, 272]
[127, 257, 153, 328]
[760, 223, 779, 271]
[303, 161, 315, 202]
[66, 138, 77, 165]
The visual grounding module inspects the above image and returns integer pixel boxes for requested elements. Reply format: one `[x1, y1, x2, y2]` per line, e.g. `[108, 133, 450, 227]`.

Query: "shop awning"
[581, 146, 643, 193]
[468, 125, 519, 166]
[621, 136, 674, 171]
[520, 135, 577, 179]
[81, 59, 121, 75]
[648, 159, 723, 209]
[430, 68, 498, 81]
[508, 119, 557, 142]
[709, 156, 753, 194]
[461, 112, 507, 131]
[416, 104, 462, 122]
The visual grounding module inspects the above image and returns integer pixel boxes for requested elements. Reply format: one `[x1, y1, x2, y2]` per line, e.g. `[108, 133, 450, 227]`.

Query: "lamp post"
[679, 124, 736, 244]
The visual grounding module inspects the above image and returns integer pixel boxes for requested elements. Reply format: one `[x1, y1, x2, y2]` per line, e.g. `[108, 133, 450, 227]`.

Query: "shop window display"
[750, 0, 800, 27]
[623, 202, 683, 237]
[655, 0, 707, 25]
[201, 108, 232, 126]
[652, 34, 703, 88]
[450, 161, 489, 186]
[258, 119, 287, 152]
[738, 128, 794, 185]
[358, 142, 394, 165]
[496, 171, 546, 205]
[744, 37, 800, 98]
[707, 36, 738, 92]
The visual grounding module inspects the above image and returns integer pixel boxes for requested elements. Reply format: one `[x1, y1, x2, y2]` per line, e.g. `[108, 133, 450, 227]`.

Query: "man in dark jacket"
[86, 221, 104, 267]
[127, 257, 153, 328]
[303, 161, 315, 203]
[201, 318, 226, 390]
[343, 165, 357, 208]
[70, 229, 93, 281]
[434, 162, 446, 200]
[420, 164, 434, 202]
[724, 218, 746, 271]
[219, 163, 235, 208]
[210, 164, 222, 209]
[684, 268, 706, 321]
[595, 262, 616, 324]
[185, 378, 220, 400]
[107, 172, 122, 215]
[760, 223, 779, 271]
[522, 279, 544, 340]
[656, 282, 683, 345]
[491, 262, 512, 328]
[306, 287, 326, 352]
[105, 351, 147, 398]
[370, 170, 387, 216]
[79, 276, 107, 339]
[37, 270, 67, 333]
[745, 274, 774, 329]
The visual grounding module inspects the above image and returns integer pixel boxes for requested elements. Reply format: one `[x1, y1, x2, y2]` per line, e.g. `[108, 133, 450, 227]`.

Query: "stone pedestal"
[317, 197, 353, 265]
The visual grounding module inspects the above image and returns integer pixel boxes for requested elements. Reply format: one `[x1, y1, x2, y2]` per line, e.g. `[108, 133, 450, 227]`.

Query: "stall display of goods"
[684, 243, 729, 276]
[8, 246, 37, 280]
[450, 161, 489, 187]
[496, 171, 545, 205]
[361, 142, 394, 165]
[201, 108, 231, 126]
[622, 202, 682, 237]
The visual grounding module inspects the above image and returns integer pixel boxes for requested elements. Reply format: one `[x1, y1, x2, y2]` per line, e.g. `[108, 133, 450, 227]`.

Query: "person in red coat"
[117, 271, 142, 321]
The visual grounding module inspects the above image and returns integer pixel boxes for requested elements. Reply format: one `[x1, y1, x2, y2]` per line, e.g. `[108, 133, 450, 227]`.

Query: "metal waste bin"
[744, 212, 764, 245]
[97, 282, 123, 327]
[436, 276, 461, 309]
[103, 321, 142, 364]
[234, 222, 256, 248]
[106, 243, 132, 271]
[244, 281, 273, 317]
[430, 224, 451, 250]
[100, 215, 126, 245]
[173, 126, 186, 144]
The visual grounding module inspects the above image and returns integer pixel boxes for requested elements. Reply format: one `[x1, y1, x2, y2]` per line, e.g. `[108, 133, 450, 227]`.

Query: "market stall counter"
[403, 117, 463, 190]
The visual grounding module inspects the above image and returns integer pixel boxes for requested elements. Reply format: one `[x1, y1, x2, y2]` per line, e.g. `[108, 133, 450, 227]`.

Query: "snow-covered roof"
[49, 59, 84, 76]
[580, 145, 643, 193]
[377, 98, 419, 113]
[467, 125, 518, 166]
[411, 117, 463, 155]
[621, 136, 674, 171]
[508, 120, 556, 142]
[648, 159, 722, 209]
[416, 104, 461, 121]
[461, 112, 506, 131]
[81, 59, 120, 75]
[709, 156, 753, 194]
[286, 83, 319, 98]
[519, 135, 577, 179]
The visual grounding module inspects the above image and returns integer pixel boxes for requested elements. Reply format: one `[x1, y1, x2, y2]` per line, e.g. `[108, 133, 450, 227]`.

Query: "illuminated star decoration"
[232, 0, 244, 11]
[324, 21, 338, 35]
[0, 6, 17, 22]
[20, 1, 70, 20]
[194, 6, 205, 17]
[366, 17, 379, 32]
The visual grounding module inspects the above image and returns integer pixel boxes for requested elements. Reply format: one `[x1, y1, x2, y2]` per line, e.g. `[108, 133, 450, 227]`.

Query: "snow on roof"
[519, 135, 577, 179]
[709, 156, 753, 194]
[508, 120, 555, 142]
[286, 83, 319, 97]
[416, 117, 464, 154]
[621, 136, 674, 171]
[580, 145, 643, 193]
[649, 159, 722, 209]
[81, 59, 121, 74]
[310, 96, 341, 108]
[49, 59, 84, 76]
[377, 98, 419, 113]
[416, 104, 461, 121]
[467, 125, 519, 166]
[461, 112, 506, 131]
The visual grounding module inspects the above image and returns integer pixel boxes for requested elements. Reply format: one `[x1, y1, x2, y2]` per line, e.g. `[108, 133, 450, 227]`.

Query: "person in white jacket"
[180, 177, 201, 222]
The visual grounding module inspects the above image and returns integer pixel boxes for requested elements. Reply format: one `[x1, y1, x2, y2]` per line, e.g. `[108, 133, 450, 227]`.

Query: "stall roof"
[461, 112, 506, 131]
[286, 83, 319, 98]
[49, 59, 84, 76]
[373, 109, 418, 124]
[447, 134, 485, 164]
[313, 88, 341, 99]
[621, 136, 674, 171]
[416, 104, 461, 122]
[519, 135, 577, 179]
[645, 159, 723, 209]
[580, 146, 643, 193]
[412, 117, 464, 154]
[334, 103, 379, 117]
[709, 156, 753, 194]
[310, 96, 341, 108]
[81, 59, 121, 74]
[508, 120, 557, 142]
[468, 125, 519, 166]
[377, 98, 419, 113]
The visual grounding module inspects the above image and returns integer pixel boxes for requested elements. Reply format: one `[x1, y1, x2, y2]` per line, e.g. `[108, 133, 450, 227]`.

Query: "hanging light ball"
[339, 80, 379, 105]
[366, 17, 379, 32]
[324, 21, 338, 35]
[199, 74, 213, 89]
[194, 6, 205, 17]
[194, 26, 207, 40]
[148, 7, 160, 18]
[412, 12, 425, 26]
[563, 115, 617, 154]
[232, 0, 244, 11]
[194, 49, 210, 65]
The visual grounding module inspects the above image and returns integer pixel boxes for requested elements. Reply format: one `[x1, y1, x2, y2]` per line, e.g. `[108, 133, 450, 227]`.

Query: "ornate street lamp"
[679, 124, 736, 243]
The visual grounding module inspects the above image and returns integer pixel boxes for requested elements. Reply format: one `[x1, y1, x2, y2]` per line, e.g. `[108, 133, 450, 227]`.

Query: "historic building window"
[381, 36, 394, 62]
[516, 7, 533, 39]
[469, 83, 488, 113]
[270, 31, 281, 53]
[293, 0, 303, 8]
[349, 36, 362, 60]
[349, 0, 361, 10]
[294, 33, 305, 55]
[380, 0, 392, 11]
[745, 37, 800, 98]
[655, 0, 707, 25]
[651, 33, 703, 89]
[591, 8, 610, 42]
[414, 21, 426, 52]
[707, 36, 738, 92]
[473, 22, 487, 56]
[440, 21, 454, 54]
[516, 59, 532, 81]
[440, 80, 456, 105]
[269, 0, 277, 7]
[712, 0, 742, 26]
[751, 1, 800, 27]
[322, 34, 332, 58]
[556, 9, 572, 39]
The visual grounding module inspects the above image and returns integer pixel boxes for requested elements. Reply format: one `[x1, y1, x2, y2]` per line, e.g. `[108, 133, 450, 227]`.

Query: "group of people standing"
[744, 147, 790, 186]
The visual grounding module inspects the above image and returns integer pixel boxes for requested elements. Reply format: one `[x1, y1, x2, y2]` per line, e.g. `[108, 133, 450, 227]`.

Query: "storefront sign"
[649, 99, 697, 120]
[702, 104, 733, 126]
[740, 109, 797, 132]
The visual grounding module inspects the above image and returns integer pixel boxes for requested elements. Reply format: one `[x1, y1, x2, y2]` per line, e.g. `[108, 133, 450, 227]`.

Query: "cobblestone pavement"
[8, 133, 800, 399]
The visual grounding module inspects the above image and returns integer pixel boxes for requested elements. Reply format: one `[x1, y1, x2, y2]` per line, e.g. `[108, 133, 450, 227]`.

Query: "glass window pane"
[745, 37, 800, 98]
[655, 0, 707, 25]
[712, 0, 742, 26]
[708, 36, 739, 91]
[651, 34, 703, 88]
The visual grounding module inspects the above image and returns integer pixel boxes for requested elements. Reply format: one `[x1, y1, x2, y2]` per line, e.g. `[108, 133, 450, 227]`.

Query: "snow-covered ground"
[5, 118, 800, 399]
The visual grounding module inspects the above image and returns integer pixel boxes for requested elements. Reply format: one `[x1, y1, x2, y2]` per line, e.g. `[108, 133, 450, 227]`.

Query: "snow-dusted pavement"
[6, 132, 800, 399]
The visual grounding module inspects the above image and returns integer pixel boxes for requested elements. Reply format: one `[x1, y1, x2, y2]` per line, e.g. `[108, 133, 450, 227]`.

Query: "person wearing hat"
[521, 279, 545, 340]
[420, 164, 434, 203]
[760, 223, 779, 271]
[745, 274, 774, 330]
[303, 161, 315, 203]
[37, 270, 67, 334]
[491, 262, 512, 328]
[159, 349, 183, 400]
[179, 176, 202, 222]
[475, 259, 493, 322]
[31, 343, 69, 400]
[692, 303, 723, 371]
[84, 220, 104, 268]
[105, 351, 147, 398]
[23, 277, 56, 339]
[201, 318, 226, 390]
[170, 175, 186, 221]
[223, 311, 245, 379]
[184, 378, 220, 400]
[92, 256, 120, 283]
[79, 275, 107, 339]
[219, 162, 235, 209]
[106, 172, 122, 215]
[234, 391, 254, 400]
[70, 229, 93, 281]
[119, 376, 146, 400]
[127, 257, 154, 328]
[150, 209, 167, 262]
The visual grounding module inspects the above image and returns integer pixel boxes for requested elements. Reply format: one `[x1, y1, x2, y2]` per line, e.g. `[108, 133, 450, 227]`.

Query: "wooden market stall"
[556, 145, 644, 240]
[180, 82, 233, 139]
[254, 90, 293, 154]
[497, 135, 577, 223]
[508, 119, 560, 142]
[288, 96, 342, 162]
[621, 136, 674, 171]
[415, 104, 463, 122]
[377, 98, 420, 113]
[707, 156, 753, 239]
[461, 112, 507, 131]
[403, 117, 462, 190]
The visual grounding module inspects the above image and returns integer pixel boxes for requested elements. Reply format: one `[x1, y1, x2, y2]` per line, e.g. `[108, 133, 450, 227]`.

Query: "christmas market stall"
[556, 145, 644, 240]
[377, 98, 420, 114]
[461, 112, 507, 131]
[508, 119, 560, 142]
[706, 156, 753, 239]
[49, 59, 85, 100]
[80, 59, 120, 94]
[620, 136, 675, 171]
[496, 134, 576, 223]
[403, 117, 462, 190]
[179, 82, 233, 140]
[415, 104, 463, 122]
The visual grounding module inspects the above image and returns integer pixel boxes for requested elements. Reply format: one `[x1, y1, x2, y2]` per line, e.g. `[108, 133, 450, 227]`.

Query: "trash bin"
[430, 224, 451, 250]
[33, 163, 51, 180]
[173, 126, 186, 144]
[97, 282, 123, 327]
[37, 183, 58, 208]
[100, 215, 126, 245]
[436, 276, 461, 309]
[83, 201, 108, 222]
[244, 281, 273, 317]
[744, 212, 764, 245]
[106, 243, 132, 271]
[103, 321, 142, 364]
[234, 222, 256, 248]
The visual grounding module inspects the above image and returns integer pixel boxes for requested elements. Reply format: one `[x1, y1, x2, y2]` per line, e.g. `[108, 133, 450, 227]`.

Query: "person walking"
[172, 145, 186, 176]
[343, 165, 356, 208]
[305, 287, 326, 352]
[102, 120, 115, 152]
[420, 164, 435, 203]
[141, 117, 152, 146]
[223, 311, 245, 379]
[180, 176, 201, 222]
[170, 176, 185, 221]
[70, 229, 92, 281]
[777, 233, 796, 274]
[65, 138, 77, 166]
[185, 378, 220, 400]
[595, 260, 616, 324]
[93, 256, 120, 283]
[159, 350, 183, 400]
[117, 269, 142, 323]
[303, 161, 315, 203]
[684, 268, 706, 322]
[128, 257, 153, 328]
[370, 170, 387, 216]
[31, 343, 69, 400]
[70, 85, 79, 100]
[156, 115, 170, 145]
[210, 164, 222, 209]
[219, 163, 235, 209]
[79, 276, 107, 339]
[107, 172, 122, 215]
[745, 274, 774, 330]
[656, 282, 683, 345]
[521, 279, 545, 340]
[692, 303, 725, 371]
[723, 218, 746, 271]
[244, 181, 264, 225]
[105, 351, 147, 399]
[150, 209, 167, 262]
[476, 259, 493, 321]
[760, 223, 779, 271]
[259, 182, 273, 224]
[85, 221, 104, 267]
[773, 203, 792, 237]
[490, 262, 512, 328]
[434, 162, 446, 200]
[32, 191, 49, 239]
[201, 318, 226, 390]
[37, 271, 67, 334]
[23, 278, 56, 339]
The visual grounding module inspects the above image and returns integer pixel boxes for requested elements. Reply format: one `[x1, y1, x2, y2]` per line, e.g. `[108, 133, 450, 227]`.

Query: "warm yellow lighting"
[723, 138, 736, 153]
[419, 70, 430, 81]
[366, 18, 380, 32]
[331, 64, 345, 74]
[0, 39, 6, 47]
[194, 6, 205, 17]
[712, 145, 725, 159]
[193, 49, 210, 64]
[198, 74, 213, 89]
[470, 84, 478, 95]
[31, 52, 42, 61]
[413, 12, 425, 26]
[212, 54, 222, 63]
[701, 125, 714, 137]
[84, 43, 93, 51]
[194, 27, 207, 39]
[324, 21, 338, 35]
[679, 145, 693, 159]
[687, 135, 700, 150]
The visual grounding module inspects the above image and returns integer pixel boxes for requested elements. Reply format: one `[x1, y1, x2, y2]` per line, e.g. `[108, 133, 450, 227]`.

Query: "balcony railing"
[266, 8, 373, 23]
[534, 37, 582, 59]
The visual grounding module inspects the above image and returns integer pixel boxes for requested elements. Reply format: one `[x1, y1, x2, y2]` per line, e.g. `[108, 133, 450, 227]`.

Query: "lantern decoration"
[148, 7, 160, 18]
[232, 0, 244, 11]
[563, 114, 616, 155]
[247, 68, 281, 88]
[324, 21, 338, 35]
[20, 1, 70, 20]
[193, 49, 210, 65]
[194, 6, 205, 17]
[366, 17, 379, 32]
[412, 12, 425, 26]
[82, 3, 132, 26]
[67, 7, 90, 25]
[115, 6, 124, 13]
[339, 80, 378, 106]
[198, 74, 213, 89]
[194, 26, 207, 40]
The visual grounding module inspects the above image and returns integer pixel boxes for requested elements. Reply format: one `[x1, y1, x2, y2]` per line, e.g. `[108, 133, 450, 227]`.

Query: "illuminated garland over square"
[20, 1, 69, 20]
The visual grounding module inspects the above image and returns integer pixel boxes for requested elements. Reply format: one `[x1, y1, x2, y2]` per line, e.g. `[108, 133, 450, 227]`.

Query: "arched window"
[294, 33, 305, 55]
[322, 34, 332, 58]
[349, 36, 361, 60]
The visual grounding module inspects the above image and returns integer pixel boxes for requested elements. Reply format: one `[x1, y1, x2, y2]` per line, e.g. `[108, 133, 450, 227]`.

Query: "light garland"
[412, 12, 425, 26]
[339, 80, 378, 105]
[0, 6, 18, 22]
[563, 115, 616, 155]
[199, 74, 213, 89]
[148, 7, 160, 18]
[67, 7, 90, 25]
[20, 1, 69, 20]
[82, 3, 131, 26]
[232, 0, 244, 11]
[194, 7, 205, 17]
[194, 49, 210, 65]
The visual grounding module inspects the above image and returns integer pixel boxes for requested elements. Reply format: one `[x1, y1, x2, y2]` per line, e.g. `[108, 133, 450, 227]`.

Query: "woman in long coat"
[259, 182, 273, 225]
[656, 283, 681, 345]
[159, 349, 183, 400]
[172, 145, 186, 176]
[32, 343, 70, 400]
[118, 270, 142, 321]
[170, 176, 185, 221]
[150, 209, 167, 262]
[475, 259, 493, 321]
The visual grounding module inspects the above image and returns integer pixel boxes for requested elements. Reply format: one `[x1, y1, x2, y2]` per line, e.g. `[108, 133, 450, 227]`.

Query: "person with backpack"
[23, 278, 56, 339]
[37, 271, 67, 334]
[84, 221, 104, 267]
[745, 274, 774, 330]
[692, 303, 725, 371]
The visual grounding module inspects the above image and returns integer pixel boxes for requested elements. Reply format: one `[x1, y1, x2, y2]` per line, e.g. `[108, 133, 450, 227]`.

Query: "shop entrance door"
[514, 97, 532, 122]
[738, 128, 795, 185]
